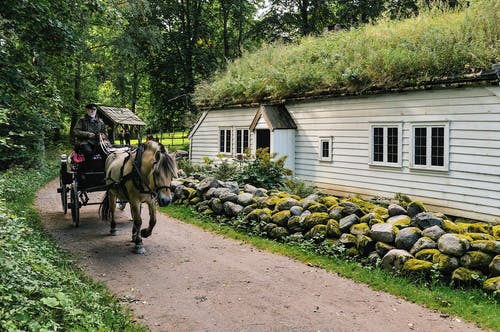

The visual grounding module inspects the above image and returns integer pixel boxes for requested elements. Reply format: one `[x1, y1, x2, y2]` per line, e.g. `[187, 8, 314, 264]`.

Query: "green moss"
[305, 224, 328, 241]
[457, 222, 492, 235]
[189, 196, 201, 205]
[350, 223, 371, 236]
[433, 253, 459, 272]
[269, 226, 289, 239]
[464, 232, 495, 241]
[306, 202, 328, 213]
[375, 241, 394, 257]
[319, 196, 339, 208]
[492, 225, 500, 240]
[471, 240, 500, 254]
[271, 210, 291, 227]
[460, 251, 493, 269]
[356, 234, 373, 254]
[402, 258, 433, 273]
[451, 267, 483, 285]
[261, 196, 280, 209]
[326, 219, 341, 238]
[442, 220, 460, 233]
[303, 212, 330, 230]
[414, 248, 441, 262]
[483, 276, 500, 292]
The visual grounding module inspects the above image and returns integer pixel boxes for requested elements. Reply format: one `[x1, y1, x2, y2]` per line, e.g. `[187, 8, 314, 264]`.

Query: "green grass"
[161, 204, 499, 331]
[128, 130, 189, 151]
[194, 0, 499, 106]
[0, 145, 146, 332]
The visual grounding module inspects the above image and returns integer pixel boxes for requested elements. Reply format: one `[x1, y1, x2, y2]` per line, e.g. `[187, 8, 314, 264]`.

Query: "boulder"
[328, 207, 343, 221]
[290, 205, 303, 216]
[381, 249, 413, 272]
[243, 183, 257, 194]
[395, 227, 422, 250]
[451, 267, 483, 285]
[320, 196, 339, 208]
[269, 226, 289, 240]
[414, 248, 441, 262]
[302, 194, 320, 209]
[304, 224, 328, 242]
[410, 212, 443, 230]
[375, 242, 395, 257]
[422, 225, 446, 241]
[326, 219, 341, 238]
[339, 214, 360, 233]
[236, 193, 254, 206]
[339, 233, 357, 248]
[489, 255, 500, 276]
[483, 276, 500, 292]
[303, 212, 330, 231]
[409, 237, 437, 255]
[276, 197, 301, 211]
[433, 253, 460, 272]
[307, 202, 328, 213]
[387, 215, 411, 229]
[350, 223, 371, 236]
[223, 201, 243, 217]
[402, 258, 433, 274]
[371, 223, 395, 243]
[460, 251, 493, 270]
[407, 201, 426, 218]
[196, 177, 220, 196]
[437, 233, 471, 256]
[387, 204, 407, 217]
[470, 240, 500, 255]
[271, 210, 291, 227]
[340, 202, 364, 217]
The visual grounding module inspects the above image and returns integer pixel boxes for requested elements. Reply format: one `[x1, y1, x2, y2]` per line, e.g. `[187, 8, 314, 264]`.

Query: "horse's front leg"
[140, 199, 157, 238]
[129, 201, 145, 254]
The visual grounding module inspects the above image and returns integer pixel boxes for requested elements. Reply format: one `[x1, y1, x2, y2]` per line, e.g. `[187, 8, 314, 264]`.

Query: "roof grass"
[194, 0, 499, 107]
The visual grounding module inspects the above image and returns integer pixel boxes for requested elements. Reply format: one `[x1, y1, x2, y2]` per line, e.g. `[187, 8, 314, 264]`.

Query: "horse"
[99, 140, 178, 254]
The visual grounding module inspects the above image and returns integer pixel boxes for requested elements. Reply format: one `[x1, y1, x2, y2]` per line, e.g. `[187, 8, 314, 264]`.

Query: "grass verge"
[162, 204, 499, 331]
[0, 145, 146, 331]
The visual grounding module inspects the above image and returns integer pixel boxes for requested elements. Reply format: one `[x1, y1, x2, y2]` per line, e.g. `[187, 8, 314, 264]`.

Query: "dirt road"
[35, 179, 485, 332]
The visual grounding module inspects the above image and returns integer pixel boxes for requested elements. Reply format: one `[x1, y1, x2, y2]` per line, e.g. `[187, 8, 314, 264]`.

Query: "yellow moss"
[483, 276, 500, 292]
[403, 258, 433, 272]
[442, 220, 460, 233]
[320, 196, 339, 208]
[271, 210, 291, 227]
[492, 225, 500, 240]
[326, 219, 341, 238]
[350, 223, 371, 236]
[433, 253, 459, 272]
[189, 196, 201, 205]
[456, 222, 492, 235]
[303, 212, 330, 230]
[414, 248, 441, 262]
[464, 232, 495, 241]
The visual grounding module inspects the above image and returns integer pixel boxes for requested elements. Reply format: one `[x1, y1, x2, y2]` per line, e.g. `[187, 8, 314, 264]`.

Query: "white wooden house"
[189, 76, 500, 223]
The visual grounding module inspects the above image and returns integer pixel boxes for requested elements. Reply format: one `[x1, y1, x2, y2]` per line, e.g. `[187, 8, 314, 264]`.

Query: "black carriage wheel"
[59, 173, 68, 214]
[70, 180, 80, 227]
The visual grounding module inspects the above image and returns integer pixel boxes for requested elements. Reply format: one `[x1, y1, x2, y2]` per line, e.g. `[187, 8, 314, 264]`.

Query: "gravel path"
[35, 179, 486, 332]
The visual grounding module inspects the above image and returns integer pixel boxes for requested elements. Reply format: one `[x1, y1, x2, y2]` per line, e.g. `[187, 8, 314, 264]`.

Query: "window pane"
[236, 130, 242, 154]
[226, 130, 231, 152]
[414, 127, 427, 165]
[243, 130, 249, 150]
[220, 130, 225, 152]
[373, 127, 384, 162]
[387, 127, 398, 163]
[431, 127, 444, 166]
[322, 141, 329, 158]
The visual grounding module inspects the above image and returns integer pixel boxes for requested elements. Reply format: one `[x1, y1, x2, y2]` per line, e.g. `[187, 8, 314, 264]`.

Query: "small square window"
[319, 137, 333, 161]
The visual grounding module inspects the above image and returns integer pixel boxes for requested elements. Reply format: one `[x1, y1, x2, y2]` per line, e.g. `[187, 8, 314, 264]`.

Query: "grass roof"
[194, 0, 499, 107]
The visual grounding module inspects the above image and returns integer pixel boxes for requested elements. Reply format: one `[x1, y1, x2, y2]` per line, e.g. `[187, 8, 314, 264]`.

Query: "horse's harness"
[112, 144, 170, 202]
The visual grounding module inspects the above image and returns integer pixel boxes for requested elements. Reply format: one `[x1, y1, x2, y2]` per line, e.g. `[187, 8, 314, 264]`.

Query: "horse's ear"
[159, 143, 167, 154]
[155, 150, 161, 162]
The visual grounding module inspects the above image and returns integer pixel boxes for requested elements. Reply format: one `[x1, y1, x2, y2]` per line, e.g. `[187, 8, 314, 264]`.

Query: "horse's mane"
[145, 140, 178, 178]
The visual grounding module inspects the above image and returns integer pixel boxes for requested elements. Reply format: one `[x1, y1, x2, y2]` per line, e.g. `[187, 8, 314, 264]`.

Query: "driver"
[73, 103, 107, 156]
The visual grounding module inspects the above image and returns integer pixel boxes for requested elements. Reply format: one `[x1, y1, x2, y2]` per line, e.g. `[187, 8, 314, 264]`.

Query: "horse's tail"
[99, 190, 111, 221]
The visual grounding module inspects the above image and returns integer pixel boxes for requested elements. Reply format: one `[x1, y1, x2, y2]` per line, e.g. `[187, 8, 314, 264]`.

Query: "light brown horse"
[99, 140, 178, 254]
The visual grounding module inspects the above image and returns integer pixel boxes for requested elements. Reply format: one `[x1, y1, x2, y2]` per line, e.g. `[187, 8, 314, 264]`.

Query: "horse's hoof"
[140, 229, 151, 238]
[134, 246, 146, 254]
[109, 229, 117, 236]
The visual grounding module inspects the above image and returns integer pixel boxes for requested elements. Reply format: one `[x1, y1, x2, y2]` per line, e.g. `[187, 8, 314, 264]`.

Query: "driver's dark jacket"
[73, 115, 106, 147]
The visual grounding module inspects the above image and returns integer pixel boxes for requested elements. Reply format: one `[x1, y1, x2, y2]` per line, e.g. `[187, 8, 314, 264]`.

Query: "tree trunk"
[70, 59, 82, 143]
[131, 61, 138, 112]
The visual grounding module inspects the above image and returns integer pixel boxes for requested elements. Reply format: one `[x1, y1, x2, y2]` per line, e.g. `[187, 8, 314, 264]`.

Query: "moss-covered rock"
[328, 207, 343, 221]
[339, 214, 360, 233]
[320, 196, 339, 208]
[356, 234, 374, 254]
[432, 253, 459, 272]
[442, 220, 460, 233]
[387, 215, 411, 229]
[483, 276, 500, 292]
[339, 233, 357, 248]
[381, 249, 413, 272]
[269, 226, 289, 240]
[489, 255, 500, 276]
[414, 248, 441, 262]
[359, 212, 375, 224]
[261, 196, 280, 209]
[346, 247, 360, 257]
[437, 233, 471, 256]
[464, 232, 495, 241]
[395, 227, 422, 250]
[304, 224, 328, 241]
[460, 251, 493, 270]
[402, 258, 433, 274]
[303, 212, 330, 231]
[407, 201, 427, 218]
[451, 267, 483, 285]
[275, 197, 300, 211]
[326, 219, 341, 238]
[493, 225, 500, 240]
[350, 223, 371, 236]
[271, 210, 291, 227]
[189, 196, 202, 205]
[457, 222, 492, 235]
[287, 215, 304, 233]
[306, 202, 328, 213]
[375, 241, 395, 257]
[470, 240, 500, 255]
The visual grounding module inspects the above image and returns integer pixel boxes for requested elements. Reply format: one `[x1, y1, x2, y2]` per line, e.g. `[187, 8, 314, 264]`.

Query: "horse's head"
[148, 143, 178, 206]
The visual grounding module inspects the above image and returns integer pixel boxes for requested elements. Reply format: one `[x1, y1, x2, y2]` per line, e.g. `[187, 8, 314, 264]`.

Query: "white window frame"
[318, 136, 333, 161]
[410, 122, 449, 171]
[369, 123, 402, 167]
[235, 128, 250, 155]
[219, 127, 232, 154]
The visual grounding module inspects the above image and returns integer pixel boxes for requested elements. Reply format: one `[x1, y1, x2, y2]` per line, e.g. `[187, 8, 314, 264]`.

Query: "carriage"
[57, 106, 146, 227]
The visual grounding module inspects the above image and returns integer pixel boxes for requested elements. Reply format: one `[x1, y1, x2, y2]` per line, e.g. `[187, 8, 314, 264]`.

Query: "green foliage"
[280, 177, 318, 197]
[194, 0, 500, 106]
[0, 152, 144, 331]
[235, 148, 292, 189]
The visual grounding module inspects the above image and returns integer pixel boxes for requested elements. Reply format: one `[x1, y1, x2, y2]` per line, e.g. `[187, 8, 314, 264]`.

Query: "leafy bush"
[280, 177, 318, 197]
[235, 148, 292, 189]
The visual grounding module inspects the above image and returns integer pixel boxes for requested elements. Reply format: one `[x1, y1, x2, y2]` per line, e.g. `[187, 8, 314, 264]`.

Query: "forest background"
[0, 0, 459, 170]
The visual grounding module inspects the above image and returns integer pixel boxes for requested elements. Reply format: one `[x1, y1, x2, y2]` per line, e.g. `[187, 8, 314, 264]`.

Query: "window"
[411, 123, 449, 170]
[319, 137, 333, 161]
[236, 128, 249, 154]
[219, 128, 232, 153]
[369, 124, 402, 166]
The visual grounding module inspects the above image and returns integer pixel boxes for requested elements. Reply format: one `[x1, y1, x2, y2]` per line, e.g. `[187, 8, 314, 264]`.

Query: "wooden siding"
[288, 86, 500, 223]
[190, 107, 257, 163]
